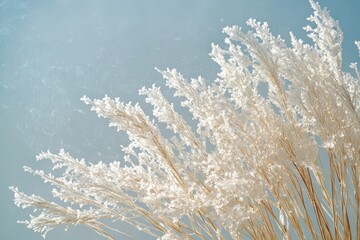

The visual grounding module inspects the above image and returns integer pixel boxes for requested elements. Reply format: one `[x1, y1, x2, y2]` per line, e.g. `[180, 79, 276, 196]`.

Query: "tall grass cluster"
[11, 1, 360, 239]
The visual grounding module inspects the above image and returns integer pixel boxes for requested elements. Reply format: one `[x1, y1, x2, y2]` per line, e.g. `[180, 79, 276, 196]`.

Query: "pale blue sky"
[1, 0, 359, 239]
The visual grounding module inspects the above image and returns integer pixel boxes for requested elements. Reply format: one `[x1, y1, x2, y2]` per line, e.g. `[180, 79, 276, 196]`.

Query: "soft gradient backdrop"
[1, 0, 359, 239]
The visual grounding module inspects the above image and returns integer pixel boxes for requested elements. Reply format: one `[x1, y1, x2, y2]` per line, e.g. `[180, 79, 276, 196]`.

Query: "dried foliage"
[11, 1, 360, 239]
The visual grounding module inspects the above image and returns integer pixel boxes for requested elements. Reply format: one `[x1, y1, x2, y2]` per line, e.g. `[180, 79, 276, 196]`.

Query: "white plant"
[11, 1, 360, 239]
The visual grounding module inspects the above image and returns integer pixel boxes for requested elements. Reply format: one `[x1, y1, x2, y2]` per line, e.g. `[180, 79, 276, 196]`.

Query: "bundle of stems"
[11, 1, 360, 239]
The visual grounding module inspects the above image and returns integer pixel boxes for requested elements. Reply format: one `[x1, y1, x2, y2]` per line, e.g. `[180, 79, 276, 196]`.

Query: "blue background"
[1, 0, 359, 239]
